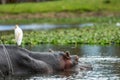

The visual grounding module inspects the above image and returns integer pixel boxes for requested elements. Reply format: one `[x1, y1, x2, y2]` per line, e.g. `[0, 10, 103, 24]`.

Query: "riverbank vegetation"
[0, 0, 120, 45]
[0, 0, 120, 13]
[1, 24, 120, 46]
[0, 0, 120, 24]
[0, 17, 120, 24]
[0, 16, 120, 24]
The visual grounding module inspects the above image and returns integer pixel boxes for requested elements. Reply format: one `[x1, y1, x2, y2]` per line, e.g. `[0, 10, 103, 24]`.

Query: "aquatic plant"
[0, 24, 120, 45]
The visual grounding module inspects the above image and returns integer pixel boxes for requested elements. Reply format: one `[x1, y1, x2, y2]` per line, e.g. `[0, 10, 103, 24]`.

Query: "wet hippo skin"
[0, 45, 79, 76]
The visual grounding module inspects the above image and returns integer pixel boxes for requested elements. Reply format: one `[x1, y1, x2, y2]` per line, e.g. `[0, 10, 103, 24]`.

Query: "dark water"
[1, 44, 119, 80]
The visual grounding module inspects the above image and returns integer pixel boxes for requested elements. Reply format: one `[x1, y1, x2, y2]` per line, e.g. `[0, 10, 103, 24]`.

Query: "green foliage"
[0, 0, 120, 13]
[0, 0, 120, 24]
[103, 0, 111, 4]
[1, 24, 120, 45]
[0, 17, 119, 24]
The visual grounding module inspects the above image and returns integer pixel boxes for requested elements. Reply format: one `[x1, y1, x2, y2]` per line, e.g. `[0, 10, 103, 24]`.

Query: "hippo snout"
[71, 55, 79, 65]
[75, 55, 79, 62]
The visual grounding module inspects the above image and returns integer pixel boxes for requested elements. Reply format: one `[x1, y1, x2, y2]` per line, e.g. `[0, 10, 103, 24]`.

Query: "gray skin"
[0, 45, 79, 76]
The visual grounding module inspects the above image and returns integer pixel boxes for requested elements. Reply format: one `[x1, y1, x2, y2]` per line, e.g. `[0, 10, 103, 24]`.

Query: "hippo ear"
[65, 51, 70, 58]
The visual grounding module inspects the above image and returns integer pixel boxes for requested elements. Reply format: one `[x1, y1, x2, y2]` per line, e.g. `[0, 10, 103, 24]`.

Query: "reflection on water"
[80, 45, 120, 57]
[1, 44, 120, 80]
[0, 23, 93, 31]
[27, 44, 120, 57]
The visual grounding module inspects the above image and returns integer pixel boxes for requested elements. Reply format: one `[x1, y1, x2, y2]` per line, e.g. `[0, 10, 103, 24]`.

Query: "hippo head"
[28, 49, 79, 72]
[58, 51, 79, 70]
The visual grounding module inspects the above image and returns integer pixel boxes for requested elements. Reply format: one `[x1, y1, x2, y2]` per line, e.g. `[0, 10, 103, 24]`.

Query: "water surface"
[0, 23, 93, 31]
[0, 44, 120, 80]
[19, 44, 120, 80]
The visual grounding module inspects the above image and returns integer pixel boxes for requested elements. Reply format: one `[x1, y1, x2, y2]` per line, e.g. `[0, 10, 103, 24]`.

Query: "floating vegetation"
[0, 24, 120, 46]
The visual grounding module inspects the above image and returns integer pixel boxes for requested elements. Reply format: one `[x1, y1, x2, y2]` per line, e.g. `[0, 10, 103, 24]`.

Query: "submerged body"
[0, 45, 79, 76]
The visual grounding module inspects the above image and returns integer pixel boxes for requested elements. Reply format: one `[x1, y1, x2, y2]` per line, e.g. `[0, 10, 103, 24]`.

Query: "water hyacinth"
[0, 24, 120, 46]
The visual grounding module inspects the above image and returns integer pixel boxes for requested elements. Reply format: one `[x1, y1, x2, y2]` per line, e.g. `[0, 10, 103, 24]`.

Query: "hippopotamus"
[0, 45, 79, 76]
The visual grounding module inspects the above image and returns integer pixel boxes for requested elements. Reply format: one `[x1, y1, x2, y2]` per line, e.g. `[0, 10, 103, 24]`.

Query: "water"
[3, 44, 118, 80]
[0, 44, 120, 80]
[0, 23, 119, 31]
[0, 23, 94, 31]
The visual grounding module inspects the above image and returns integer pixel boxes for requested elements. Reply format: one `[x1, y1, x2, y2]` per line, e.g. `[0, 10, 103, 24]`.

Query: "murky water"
[1, 44, 119, 80]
